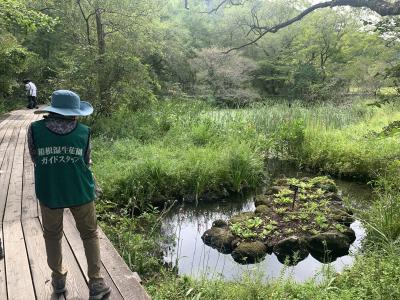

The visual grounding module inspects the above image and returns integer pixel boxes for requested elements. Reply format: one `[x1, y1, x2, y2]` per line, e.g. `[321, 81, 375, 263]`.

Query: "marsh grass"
[301, 104, 400, 179]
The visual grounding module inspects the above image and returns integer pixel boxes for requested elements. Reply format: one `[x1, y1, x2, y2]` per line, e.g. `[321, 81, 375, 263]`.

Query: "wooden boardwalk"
[0, 108, 150, 300]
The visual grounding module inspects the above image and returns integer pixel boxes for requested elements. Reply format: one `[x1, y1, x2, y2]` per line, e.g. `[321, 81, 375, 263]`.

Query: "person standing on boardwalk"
[23, 79, 38, 109]
[27, 90, 111, 299]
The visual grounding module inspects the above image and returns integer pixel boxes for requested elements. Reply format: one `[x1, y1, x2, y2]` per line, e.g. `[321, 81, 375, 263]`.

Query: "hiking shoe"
[52, 277, 66, 294]
[89, 281, 111, 300]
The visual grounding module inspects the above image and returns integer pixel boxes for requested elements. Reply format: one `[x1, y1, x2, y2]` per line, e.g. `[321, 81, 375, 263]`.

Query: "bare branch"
[76, 0, 92, 45]
[229, 0, 400, 52]
[205, 0, 245, 14]
[225, 33, 266, 53]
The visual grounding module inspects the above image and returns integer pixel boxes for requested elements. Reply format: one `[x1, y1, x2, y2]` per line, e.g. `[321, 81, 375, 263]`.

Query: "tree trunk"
[95, 8, 105, 55]
[95, 8, 108, 116]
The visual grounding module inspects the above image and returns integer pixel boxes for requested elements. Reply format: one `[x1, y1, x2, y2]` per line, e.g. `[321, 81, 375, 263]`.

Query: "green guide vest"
[31, 120, 95, 208]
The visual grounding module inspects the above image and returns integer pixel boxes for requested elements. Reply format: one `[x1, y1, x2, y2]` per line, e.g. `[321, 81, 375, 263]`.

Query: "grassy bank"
[91, 97, 400, 299]
[91, 100, 269, 212]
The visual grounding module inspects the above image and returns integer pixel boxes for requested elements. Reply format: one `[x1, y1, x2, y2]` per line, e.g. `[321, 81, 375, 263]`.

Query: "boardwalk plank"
[63, 210, 124, 300]
[0, 126, 20, 300]
[3, 117, 36, 299]
[0, 118, 12, 143]
[22, 218, 65, 300]
[3, 220, 36, 300]
[0, 115, 11, 128]
[3, 121, 28, 223]
[97, 228, 150, 300]
[1, 113, 34, 300]
[21, 114, 41, 220]
[0, 117, 21, 168]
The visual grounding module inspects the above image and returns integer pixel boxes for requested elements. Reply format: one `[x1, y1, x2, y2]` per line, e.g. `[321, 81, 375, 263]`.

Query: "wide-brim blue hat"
[35, 90, 93, 116]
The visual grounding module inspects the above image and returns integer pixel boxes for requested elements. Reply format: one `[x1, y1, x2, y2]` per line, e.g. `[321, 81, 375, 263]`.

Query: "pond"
[161, 162, 373, 282]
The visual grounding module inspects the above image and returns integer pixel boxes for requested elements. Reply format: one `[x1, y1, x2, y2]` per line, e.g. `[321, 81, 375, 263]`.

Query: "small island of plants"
[202, 176, 356, 265]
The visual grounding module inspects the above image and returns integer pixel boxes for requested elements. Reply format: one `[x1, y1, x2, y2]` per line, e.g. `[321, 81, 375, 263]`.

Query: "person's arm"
[25, 83, 31, 95]
[84, 130, 92, 165]
[27, 124, 37, 163]
[85, 133, 102, 197]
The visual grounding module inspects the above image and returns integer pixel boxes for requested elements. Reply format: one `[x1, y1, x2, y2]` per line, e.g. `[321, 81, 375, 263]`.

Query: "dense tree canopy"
[1, 0, 399, 111]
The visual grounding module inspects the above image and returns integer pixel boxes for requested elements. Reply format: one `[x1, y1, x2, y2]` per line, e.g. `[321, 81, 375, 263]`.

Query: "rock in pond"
[331, 208, 354, 226]
[255, 205, 269, 215]
[254, 195, 269, 206]
[273, 236, 309, 265]
[231, 241, 267, 264]
[307, 231, 351, 262]
[212, 219, 228, 228]
[341, 226, 356, 244]
[201, 227, 235, 254]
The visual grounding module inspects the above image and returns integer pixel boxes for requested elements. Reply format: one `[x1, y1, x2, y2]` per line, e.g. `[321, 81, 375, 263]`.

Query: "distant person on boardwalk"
[23, 79, 38, 109]
[27, 90, 111, 299]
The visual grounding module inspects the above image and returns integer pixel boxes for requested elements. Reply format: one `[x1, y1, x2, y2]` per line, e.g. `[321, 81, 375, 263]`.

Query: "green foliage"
[0, 0, 57, 31]
[385, 64, 400, 95]
[230, 217, 266, 239]
[0, 34, 30, 98]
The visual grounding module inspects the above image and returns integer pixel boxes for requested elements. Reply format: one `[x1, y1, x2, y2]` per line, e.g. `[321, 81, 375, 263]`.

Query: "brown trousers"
[40, 201, 103, 284]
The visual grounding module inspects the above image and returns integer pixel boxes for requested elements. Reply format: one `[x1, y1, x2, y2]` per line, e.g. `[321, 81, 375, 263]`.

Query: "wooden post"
[289, 184, 298, 210]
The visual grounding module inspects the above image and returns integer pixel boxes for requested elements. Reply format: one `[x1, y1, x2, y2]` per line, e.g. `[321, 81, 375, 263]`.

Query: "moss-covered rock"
[331, 208, 354, 226]
[230, 212, 255, 224]
[306, 231, 351, 262]
[341, 226, 356, 243]
[275, 178, 289, 186]
[212, 219, 228, 228]
[273, 236, 309, 265]
[231, 241, 267, 264]
[254, 195, 269, 206]
[325, 192, 343, 203]
[255, 205, 269, 215]
[201, 227, 235, 254]
[270, 186, 286, 194]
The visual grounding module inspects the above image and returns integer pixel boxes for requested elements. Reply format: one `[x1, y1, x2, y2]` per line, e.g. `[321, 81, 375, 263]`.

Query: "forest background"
[2, 0, 400, 299]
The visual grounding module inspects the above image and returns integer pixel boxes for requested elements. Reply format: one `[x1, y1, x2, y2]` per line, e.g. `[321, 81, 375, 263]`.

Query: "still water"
[162, 166, 373, 282]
